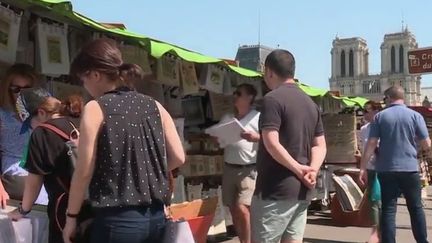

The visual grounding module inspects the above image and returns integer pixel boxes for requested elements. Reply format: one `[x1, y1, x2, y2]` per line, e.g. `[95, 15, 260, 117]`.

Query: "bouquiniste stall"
[0, 0, 370, 240]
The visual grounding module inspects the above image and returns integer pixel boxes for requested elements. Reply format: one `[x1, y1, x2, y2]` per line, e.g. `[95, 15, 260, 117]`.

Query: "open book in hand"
[205, 118, 247, 148]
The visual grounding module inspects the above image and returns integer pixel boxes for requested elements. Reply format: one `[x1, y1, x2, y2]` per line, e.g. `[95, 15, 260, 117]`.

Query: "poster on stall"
[208, 91, 233, 121]
[36, 19, 70, 76]
[120, 44, 152, 75]
[200, 64, 225, 94]
[322, 113, 357, 163]
[156, 55, 181, 87]
[0, 5, 21, 64]
[180, 60, 200, 95]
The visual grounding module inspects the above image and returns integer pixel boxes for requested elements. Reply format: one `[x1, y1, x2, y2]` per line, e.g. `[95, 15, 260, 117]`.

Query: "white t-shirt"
[222, 110, 260, 165]
[360, 122, 376, 170]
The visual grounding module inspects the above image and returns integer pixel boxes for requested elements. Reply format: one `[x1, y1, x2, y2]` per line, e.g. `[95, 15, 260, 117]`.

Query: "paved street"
[214, 196, 432, 243]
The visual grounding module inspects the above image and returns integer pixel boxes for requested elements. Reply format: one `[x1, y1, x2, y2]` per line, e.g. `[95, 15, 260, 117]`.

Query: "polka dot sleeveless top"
[89, 87, 170, 208]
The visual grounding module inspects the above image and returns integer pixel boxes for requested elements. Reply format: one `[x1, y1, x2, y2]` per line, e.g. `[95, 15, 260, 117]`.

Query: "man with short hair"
[251, 49, 327, 243]
[360, 86, 430, 243]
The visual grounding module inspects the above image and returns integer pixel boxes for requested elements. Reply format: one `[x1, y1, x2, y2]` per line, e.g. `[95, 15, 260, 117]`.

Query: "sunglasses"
[9, 85, 31, 94]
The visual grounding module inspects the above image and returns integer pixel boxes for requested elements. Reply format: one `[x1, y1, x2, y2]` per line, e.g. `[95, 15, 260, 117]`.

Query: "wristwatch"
[17, 204, 31, 216]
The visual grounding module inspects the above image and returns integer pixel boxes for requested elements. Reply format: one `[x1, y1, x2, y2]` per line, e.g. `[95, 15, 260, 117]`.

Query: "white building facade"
[329, 29, 422, 106]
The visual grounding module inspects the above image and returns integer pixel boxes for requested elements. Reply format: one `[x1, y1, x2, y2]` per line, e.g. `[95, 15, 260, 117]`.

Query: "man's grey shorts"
[251, 195, 310, 242]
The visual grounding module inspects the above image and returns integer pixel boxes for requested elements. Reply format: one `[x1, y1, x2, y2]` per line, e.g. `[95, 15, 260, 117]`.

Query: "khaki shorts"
[222, 163, 257, 207]
[251, 196, 310, 242]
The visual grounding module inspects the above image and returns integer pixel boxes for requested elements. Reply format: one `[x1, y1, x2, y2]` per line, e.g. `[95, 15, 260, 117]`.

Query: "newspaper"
[205, 118, 246, 147]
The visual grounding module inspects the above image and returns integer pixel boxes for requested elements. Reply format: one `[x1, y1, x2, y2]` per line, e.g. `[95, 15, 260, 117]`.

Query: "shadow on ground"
[306, 211, 343, 227]
[304, 238, 360, 243]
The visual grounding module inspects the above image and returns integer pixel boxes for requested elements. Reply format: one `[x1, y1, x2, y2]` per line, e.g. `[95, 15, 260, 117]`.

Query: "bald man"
[360, 86, 431, 243]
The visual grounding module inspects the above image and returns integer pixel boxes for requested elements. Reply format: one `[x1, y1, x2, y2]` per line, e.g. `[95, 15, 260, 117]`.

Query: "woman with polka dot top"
[63, 38, 185, 243]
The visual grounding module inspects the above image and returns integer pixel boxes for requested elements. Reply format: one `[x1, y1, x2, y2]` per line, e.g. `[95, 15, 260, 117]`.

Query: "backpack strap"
[39, 123, 70, 140]
[38, 123, 72, 193]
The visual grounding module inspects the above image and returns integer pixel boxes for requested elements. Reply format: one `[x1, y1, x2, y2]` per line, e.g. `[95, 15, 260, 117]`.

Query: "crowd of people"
[0, 38, 430, 243]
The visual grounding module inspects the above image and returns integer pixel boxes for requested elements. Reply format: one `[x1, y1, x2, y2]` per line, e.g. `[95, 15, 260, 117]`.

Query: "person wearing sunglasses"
[359, 101, 382, 243]
[0, 64, 49, 209]
[217, 83, 260, 243]
[8, 89, 86, 243]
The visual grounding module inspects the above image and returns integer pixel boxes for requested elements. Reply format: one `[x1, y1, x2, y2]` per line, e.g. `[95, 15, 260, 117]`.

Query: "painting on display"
[156, 55, 180, 87]
[200, 64, 225, 94]
[180, 60, 199, 95]
[36, 19, 70, 76]
[0, 6, 21, 64]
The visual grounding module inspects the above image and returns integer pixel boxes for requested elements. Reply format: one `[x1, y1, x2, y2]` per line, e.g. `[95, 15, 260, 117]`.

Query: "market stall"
[0, 0, 370, 241]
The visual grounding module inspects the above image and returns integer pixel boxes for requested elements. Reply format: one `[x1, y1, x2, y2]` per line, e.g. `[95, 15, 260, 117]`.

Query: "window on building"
[341, 50, 346, 77]
[399, 45, 404, 73]
[340, 84, 345, 95]
[391, 46, 396, 73]
[349, 50, 354, 77]
[362, 80, 381, 94]
[349, 84, 355, 94]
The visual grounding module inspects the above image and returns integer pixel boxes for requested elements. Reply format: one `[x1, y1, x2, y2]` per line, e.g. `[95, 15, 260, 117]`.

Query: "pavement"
[212, 196, 432, 243]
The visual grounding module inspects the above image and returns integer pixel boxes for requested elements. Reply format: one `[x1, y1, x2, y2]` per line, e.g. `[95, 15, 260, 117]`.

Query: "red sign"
[408, 47, 432, 74]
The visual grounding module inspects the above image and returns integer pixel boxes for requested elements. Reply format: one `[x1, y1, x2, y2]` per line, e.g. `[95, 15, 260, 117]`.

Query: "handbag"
[162, 218, 195, 243]
[369, 173, 381, 202]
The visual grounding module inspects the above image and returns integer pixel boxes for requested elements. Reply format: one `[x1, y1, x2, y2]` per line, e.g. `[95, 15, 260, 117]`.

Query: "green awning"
[226, 65, 262, 77]
[298, 83, 328, 97]
[17, 0, 368, 107]
[150, 41, 261, 77]
[342, 96, 369, 107]
[150, 41, 220, 63]
[328, 94, 369, 107]
[72, 12, 148, 39]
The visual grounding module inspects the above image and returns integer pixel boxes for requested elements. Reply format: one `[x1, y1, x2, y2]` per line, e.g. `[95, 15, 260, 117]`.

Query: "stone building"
[235, 45, 274, 72]
[329, 28, 421, 105]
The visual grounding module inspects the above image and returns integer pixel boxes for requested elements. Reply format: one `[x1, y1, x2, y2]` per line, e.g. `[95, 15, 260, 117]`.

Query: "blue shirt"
[369, 104, 429, 172]
[0, 108, 31, 175]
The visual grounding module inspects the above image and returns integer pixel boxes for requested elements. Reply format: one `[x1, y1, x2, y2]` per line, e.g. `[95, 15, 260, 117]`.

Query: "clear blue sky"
[72, 0, 432, 89]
